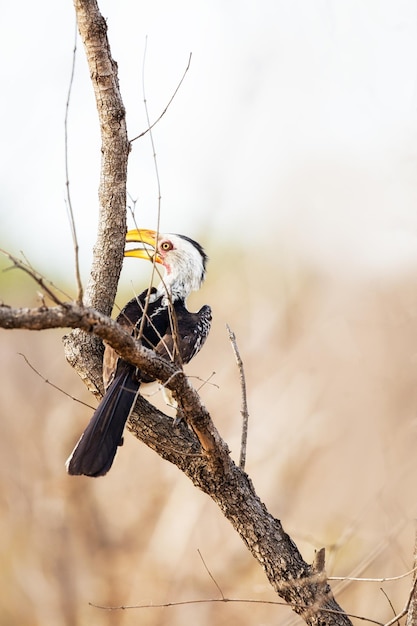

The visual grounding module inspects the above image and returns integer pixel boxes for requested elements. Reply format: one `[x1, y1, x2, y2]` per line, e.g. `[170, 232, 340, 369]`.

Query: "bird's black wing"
[67, 293, 210, 477]
[153, 303, 212, 365]
[67, 288, 171, 477]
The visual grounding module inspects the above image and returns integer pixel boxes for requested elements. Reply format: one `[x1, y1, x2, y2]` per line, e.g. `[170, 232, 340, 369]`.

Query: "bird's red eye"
[160, 240, 173, 252]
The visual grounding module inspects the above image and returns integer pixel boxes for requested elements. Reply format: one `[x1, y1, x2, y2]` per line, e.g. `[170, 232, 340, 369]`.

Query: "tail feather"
[66, 367, 140, 477]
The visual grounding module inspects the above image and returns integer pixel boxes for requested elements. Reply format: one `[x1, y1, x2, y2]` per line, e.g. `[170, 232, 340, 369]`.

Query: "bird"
[66, 229, 212, 477]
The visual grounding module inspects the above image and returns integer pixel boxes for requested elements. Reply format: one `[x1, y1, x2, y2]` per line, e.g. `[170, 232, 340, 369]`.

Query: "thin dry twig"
[195, 371, 219, 392]
[130, 38, 166, 343]
[0, 249, 67, 305]
[88, 597, 293, 612]
[88, 597, 383, 625]
[64, 19, 84, 305]
[226, 324, 249, 470]
[328, 566, 417, 584]
[380, 588, 398, 626]
[18, 353, 95, 410]
[197, 549, 225, 600]
[132, 40, 185, 372]
[129, 51, 192, 144]
[384, 576, 417, 626]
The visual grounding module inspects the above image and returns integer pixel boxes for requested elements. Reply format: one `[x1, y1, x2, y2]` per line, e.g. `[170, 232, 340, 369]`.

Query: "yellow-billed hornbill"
[66, 229, 211, 477]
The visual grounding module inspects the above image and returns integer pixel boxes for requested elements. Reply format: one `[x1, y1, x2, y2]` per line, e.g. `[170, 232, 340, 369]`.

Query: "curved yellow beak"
[124, 229, 162, 264]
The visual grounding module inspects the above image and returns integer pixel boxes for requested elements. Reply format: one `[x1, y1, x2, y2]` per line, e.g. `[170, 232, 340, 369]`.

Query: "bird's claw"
[173, 408, 185, 427]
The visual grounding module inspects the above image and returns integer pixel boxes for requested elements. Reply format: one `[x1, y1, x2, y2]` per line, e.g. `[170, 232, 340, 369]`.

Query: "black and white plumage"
[66, 230, 212, 477]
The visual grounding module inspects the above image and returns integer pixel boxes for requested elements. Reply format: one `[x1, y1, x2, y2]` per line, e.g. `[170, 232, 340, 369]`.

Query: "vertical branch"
[73, 0, 130, 315]
[64, 0, 130, 392]
[64, 20, 84, 306]
[226, 324, 249, 470]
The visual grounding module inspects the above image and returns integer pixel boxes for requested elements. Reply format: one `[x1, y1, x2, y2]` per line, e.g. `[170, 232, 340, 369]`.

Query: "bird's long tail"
[66, 366, 140, 477]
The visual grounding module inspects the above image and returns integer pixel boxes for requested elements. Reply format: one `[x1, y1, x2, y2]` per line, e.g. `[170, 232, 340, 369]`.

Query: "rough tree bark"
[63, 0, 130, 396]
[0, 0, 355, 624]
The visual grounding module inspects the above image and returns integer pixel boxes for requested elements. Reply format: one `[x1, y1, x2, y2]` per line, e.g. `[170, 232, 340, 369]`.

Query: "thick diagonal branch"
[0, 303, 226, 466]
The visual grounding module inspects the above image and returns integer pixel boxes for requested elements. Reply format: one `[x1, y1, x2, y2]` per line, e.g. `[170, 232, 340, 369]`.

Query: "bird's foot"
[173, 407, 185, 427]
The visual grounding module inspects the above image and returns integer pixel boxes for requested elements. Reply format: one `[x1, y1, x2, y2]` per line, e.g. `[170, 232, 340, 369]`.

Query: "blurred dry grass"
[2, 248, 417, 625]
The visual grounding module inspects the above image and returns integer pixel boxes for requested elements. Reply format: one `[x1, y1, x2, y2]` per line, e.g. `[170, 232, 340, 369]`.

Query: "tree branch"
[0, 303, 226, 466]
[65, 0, 130, 393]
[226, 324, 249, 470]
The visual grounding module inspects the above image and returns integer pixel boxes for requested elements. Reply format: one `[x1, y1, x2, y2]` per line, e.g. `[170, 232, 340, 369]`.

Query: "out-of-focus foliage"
[1, 247, 417, 625]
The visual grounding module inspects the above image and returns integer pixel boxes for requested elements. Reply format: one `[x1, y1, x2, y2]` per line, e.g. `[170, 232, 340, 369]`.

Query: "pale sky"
[1, 1, 417, 280]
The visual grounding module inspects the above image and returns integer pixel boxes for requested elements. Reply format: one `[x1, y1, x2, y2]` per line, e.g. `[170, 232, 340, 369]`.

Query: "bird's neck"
[155, 262, 198, 303]
[155, 278, 190, 304]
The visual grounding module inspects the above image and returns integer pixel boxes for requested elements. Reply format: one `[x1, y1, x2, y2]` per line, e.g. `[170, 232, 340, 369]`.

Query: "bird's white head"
[125, 229, 208, 301]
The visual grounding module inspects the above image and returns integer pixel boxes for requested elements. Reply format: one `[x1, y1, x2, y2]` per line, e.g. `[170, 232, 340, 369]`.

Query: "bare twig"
[88, 597, 383, 625]
[64, 19, 84, 305]
[130, 51, 192, 144]
[1, 249, 67, 306]
[226, 324, 249, 470]
[134, 40, 184, 371]
[380, 588, 398, 626]
[18, 353, 95, 410]
[197, 549, 225, 600]
[384, 575, 417, 626]
[329, 566, 417, 584]
[15, 251, 72, 301]
[195, 371, 219, 392]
